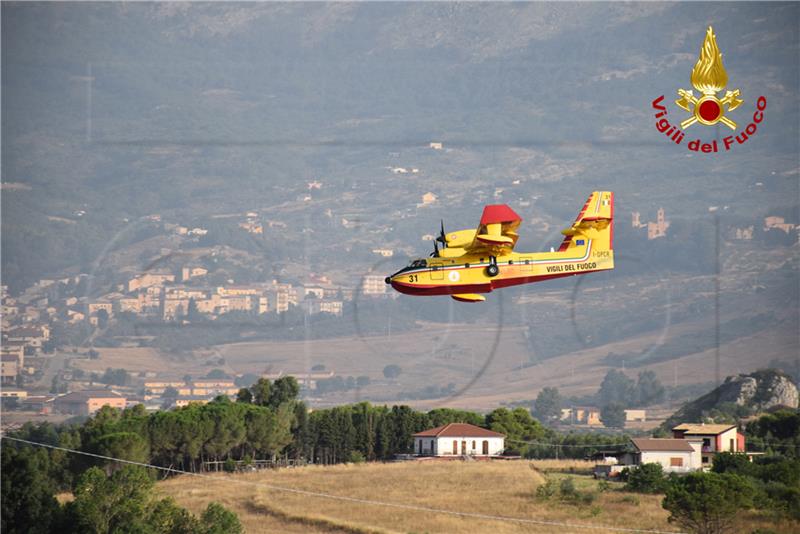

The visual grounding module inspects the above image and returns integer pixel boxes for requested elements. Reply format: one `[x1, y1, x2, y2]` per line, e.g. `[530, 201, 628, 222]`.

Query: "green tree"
[383, 364, 402, 379]
[601, 402, 626, 429]
[662, 472, 755, 534]
[205, 369, 229, 379]
[636, 370, 666, 406]
[534, 387, 562, 422]
[148, 497, 200, 533]
[96, 309, 109, 329]
[1, 446, 62, 534]
[486, 407, 545, 455]
[95, 432, 149, 472]
[66, 466, 154, 533]
[597, 370, 635, 407]
[50, 375, 68, 394]
[201, 502, 243, 534]
[268, 376, 300, 409]
[187, 298, 201, 321]
[250, 378, 271, 407]
[235, 388, 252, 404]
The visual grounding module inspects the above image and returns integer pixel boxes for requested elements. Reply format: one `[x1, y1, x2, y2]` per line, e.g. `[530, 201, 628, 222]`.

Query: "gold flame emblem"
[675, 26, 743, 130]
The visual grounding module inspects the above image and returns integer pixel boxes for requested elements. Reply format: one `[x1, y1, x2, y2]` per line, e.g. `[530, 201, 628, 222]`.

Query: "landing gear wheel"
[486, 257, 499, 277]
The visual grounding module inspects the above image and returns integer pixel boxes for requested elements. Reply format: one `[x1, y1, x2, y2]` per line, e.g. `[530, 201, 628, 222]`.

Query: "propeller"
[436, 220, 448, 248]
[430, 220, 447, 257]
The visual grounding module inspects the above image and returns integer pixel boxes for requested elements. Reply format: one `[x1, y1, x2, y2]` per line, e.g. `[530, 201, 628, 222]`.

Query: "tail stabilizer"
[558, 191, 614, 253]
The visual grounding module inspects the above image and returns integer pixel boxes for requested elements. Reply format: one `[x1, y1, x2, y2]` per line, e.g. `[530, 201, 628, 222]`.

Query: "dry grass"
[528, 459, 596, 474]
[159, 461, 798, 533]
[70, 347, 173, 374]
[159, 460, 683, 534]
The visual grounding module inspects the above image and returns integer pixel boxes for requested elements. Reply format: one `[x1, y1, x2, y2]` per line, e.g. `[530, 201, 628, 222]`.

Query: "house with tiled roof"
[595, 437, 703, 478]
[672, 423, 744, 467]
[413, 423, 505, 457]
[54, 389, 126, 416]
[629, 438, 703, 473]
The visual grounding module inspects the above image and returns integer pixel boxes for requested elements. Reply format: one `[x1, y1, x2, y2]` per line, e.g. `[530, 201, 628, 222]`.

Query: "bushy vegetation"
[746, 410, 800, 458]
[535, 476, 597, 505]
[617, 411, 800, 532]
[0, 450, 241, 534]
[662, 472, 755, 534]
[622, 463, 668, 494]
[712, 452, 800, 519]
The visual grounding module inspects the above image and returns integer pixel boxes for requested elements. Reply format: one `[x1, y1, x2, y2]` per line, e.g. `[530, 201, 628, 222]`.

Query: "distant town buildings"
[1, 354, 21, 385]
[734, 226, 754, 240]
[372, 248, 394, 257]
[181, 266, 209, 281]
[560, 406, 602, 426]
[361, 275, 387, 296]
[420, 192, 438, 206]
[429, 142, 443, 150]
[128, 272, 176, 293]
[764, 216, 796, 234]
[143, 380, 239, 401]
[632, 208, 670, 240]
[54, 389, 126, 416]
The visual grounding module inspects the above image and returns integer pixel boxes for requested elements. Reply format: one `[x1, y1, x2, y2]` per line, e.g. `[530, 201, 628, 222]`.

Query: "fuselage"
[387, 241, 613, 296]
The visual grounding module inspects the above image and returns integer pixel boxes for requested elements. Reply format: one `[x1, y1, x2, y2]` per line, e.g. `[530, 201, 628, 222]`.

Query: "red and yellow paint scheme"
[386, 191, 614, 302]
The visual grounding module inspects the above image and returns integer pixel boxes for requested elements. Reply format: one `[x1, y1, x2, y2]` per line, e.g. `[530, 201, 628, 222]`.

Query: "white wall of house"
[639, 449, 700, 472]
[414, 436, 504, 456]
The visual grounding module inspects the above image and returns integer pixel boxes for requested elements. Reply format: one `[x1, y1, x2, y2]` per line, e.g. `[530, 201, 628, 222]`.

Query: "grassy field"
[157, 459, 799, 534]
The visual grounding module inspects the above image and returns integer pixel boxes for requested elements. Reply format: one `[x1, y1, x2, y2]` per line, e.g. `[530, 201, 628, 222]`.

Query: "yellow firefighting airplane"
[386, 191, 614, 302]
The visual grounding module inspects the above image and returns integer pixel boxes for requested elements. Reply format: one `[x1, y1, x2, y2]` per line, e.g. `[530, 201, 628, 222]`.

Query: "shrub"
[597, 480, 611, 493]
[559, 477, 578, 500]
[624, 463, 667, 494]
[223, 458, 236, 473]
[536, 479, 558, 500]
[349, 451, 365, 464]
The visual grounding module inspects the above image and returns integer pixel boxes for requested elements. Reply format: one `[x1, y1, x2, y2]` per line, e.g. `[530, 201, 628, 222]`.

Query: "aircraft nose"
[384, 276, 391, 284]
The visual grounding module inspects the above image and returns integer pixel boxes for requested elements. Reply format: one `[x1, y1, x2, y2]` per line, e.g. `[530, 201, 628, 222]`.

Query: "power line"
[1, 435, 684, 534]
[506, 438, 629, 449]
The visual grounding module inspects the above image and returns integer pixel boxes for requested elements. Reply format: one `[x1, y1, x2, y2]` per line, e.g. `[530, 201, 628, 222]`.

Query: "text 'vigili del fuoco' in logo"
[652, 26, 766, 153]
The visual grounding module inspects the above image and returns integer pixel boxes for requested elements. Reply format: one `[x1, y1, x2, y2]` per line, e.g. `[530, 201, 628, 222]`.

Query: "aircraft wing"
[464, 204, 522, 255]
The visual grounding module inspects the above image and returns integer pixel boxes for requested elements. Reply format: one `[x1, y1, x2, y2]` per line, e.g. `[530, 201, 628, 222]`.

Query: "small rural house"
[622, 438, 703, 473]
[413, 423, 505, 457]
[672, 423, 744, 467]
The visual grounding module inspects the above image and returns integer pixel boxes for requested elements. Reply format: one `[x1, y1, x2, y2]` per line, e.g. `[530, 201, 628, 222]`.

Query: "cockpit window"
[409, 259, 427, 268]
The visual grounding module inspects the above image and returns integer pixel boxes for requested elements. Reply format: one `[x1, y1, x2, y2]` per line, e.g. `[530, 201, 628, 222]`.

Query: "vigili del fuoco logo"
[652, 26, 766, 153]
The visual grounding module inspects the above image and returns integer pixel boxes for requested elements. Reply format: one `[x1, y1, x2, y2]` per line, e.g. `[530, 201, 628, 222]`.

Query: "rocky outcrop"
[717, 370, 799, 410]
[663, 369, 798, 430]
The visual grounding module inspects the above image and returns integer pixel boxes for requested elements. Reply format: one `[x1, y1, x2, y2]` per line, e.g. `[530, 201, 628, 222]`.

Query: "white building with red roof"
[413, 423, 505, 457]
